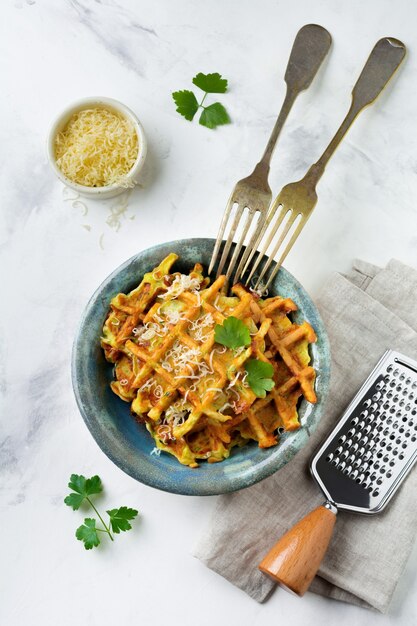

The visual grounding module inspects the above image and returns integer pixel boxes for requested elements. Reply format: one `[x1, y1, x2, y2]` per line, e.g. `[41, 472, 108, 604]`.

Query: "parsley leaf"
[199, 103, 230, 129]
[64, 474, 103, 510]
[65, 473, 139, 550]
[172, 72, 230, 130]
[192, 72, 228, 93]
[107, 507, 139, 534]
[76, 518, 101, 550]
[245, 359, 275, 398]
[214, 316, 251, 350]
[172, 90, 199, 121]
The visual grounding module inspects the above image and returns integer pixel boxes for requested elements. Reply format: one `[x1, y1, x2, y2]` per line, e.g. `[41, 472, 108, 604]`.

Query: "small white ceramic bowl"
[47, 96, 147, 200]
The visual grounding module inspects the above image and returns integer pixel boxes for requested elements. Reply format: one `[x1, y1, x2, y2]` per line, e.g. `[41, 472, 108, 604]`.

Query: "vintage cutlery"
[259, 350, 417, 596]
[209, 24, 332, 282]
[246, 37, 406, 292]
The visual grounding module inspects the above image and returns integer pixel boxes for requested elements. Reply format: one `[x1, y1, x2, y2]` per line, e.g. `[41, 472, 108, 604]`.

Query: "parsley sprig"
[64, 474, 138, 550]
[244, 359, 275, 398]
[214, 316, 250, 350]
[214, 318, 275, 397]
[172, 72, 231, 129]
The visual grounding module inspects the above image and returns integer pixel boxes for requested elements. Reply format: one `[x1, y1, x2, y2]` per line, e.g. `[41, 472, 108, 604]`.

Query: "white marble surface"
[1, 0, 417, 624]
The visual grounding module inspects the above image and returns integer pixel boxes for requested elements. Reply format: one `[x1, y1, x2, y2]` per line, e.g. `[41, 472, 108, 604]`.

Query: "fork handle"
[306, 37, 406, 184]
[259, 24, 332, 168]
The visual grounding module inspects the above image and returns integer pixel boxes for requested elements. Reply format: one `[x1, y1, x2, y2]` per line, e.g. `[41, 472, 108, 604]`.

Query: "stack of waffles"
[101, 253, 317, 467]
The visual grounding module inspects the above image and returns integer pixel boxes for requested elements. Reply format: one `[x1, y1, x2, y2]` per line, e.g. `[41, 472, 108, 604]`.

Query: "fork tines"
[244, 202, 308, 292]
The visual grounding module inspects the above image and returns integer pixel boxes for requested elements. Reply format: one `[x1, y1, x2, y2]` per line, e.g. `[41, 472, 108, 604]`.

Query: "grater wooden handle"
[258, 503, 337, 596]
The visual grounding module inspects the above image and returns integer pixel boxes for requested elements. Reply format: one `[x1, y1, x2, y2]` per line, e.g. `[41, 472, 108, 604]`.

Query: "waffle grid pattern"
[101, 254, 317, 466]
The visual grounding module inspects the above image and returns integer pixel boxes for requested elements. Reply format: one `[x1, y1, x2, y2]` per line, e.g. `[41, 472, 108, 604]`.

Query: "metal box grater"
[259, 350, 417, 596]
[311, 349, 417, 514]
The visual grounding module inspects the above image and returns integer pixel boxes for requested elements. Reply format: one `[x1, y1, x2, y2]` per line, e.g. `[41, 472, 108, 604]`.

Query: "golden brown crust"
[100, 254, 317, 467]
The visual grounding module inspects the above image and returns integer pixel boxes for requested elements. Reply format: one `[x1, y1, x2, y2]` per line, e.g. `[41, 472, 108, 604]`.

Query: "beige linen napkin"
[194, 259, 417, 613]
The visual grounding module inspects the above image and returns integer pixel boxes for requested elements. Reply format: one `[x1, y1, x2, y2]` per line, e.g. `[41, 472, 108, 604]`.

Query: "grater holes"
[325, 360, 417, 489]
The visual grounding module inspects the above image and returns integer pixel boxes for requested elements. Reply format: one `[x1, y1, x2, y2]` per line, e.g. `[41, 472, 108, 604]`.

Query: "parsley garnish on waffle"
[101, 253, 317, 467]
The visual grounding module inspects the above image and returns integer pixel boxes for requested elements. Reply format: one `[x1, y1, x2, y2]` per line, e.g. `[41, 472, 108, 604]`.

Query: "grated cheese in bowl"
[47, 97, 147, 198]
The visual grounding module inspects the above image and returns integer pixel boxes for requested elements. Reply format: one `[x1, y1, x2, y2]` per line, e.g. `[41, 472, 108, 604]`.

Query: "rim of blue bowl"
[72, 238, 331, 495]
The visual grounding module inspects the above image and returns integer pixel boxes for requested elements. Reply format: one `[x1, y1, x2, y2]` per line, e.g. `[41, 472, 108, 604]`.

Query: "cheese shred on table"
[54, 107, 139, 187]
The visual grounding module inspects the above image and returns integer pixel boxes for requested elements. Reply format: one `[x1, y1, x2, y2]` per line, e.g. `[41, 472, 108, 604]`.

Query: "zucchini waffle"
[101, 253, 317, 467]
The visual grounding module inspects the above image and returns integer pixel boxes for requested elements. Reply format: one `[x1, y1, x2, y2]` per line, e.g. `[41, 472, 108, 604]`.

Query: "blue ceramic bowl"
[72, 238, 330, 495]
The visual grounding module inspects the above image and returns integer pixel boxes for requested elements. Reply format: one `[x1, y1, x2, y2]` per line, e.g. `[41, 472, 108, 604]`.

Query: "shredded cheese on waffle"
[101, 253, 318, 467]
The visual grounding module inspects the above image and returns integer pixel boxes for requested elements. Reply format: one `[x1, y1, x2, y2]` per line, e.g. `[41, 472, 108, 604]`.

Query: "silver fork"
[208, 24, 332, 283]
[246, 36, 406, 293]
